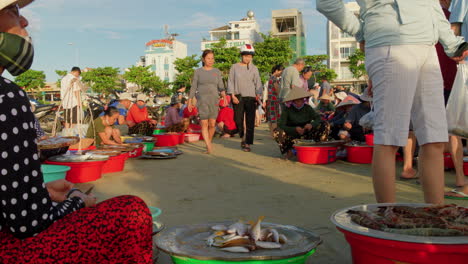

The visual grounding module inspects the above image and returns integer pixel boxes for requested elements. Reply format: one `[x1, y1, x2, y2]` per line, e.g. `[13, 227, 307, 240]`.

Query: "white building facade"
[140, 39, 187, 83]
[201, 11, 262, 51]
[326, 2, 366, 89]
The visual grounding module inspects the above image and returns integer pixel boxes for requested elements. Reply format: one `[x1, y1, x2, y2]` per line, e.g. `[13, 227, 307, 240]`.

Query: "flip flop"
[243, 146, 251, 152]
[444, 189, 468, 200]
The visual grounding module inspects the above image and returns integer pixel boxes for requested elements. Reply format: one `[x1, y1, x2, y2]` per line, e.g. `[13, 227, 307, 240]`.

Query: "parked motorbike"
[32, 102, 63, 134]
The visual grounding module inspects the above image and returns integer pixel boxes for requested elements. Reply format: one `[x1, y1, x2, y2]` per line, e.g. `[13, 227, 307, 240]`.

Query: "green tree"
[211, 39, 240, 82]
[122, 66, 155, 94]
[348, 49, 367, 80]
[302, 55, 338, 83]
[254, 33, 293, 81]
[14, 69, 46, 91]
[316, 69, 338, 83]
[55, 70, 68, 88]
[81, 67, 121, 95]
[173, 54, 200, 90]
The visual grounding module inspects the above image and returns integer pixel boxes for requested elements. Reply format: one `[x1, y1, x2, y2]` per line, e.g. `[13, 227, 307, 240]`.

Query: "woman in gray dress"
[188, 50, 226, 154]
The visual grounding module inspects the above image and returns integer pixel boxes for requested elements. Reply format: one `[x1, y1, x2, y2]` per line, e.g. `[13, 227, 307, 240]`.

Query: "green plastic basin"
[143, 142, 155, 152]
[170, 249, 316, 264]
[41, 164, 71, 183]
[153, 129, 166, 135]
[148, 206, 162, 222]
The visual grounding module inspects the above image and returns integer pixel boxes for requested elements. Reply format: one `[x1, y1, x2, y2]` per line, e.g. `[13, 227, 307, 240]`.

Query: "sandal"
[243, 145, 251, 152]
[444, 189, 468, 200]
[241, 141, 246, 148]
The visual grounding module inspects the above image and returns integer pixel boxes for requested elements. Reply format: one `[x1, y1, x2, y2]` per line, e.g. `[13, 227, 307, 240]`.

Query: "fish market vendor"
[86, 106, 123, 146]
[275, 87, 331, 159]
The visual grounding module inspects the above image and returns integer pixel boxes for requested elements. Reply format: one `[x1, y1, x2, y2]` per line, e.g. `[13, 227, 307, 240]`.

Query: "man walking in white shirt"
[60, 66, 82, 128]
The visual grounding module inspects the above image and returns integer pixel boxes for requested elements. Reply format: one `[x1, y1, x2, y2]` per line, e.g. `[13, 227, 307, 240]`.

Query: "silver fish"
[250, 216, 265, 241]
[222, 233, 237, 240]
[278, 234, 288, 244]
[255, 241, 282, 249]
[220, 246, 250, 253]
[268, 229, 279, 243]
[212, 224, 228, 231]
[259, 229, 270, 241]
[227, 221, 248, 236]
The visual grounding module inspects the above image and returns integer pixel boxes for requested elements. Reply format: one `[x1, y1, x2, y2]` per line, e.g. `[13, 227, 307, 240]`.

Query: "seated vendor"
[126, 94, 157, 136]
[343, 89, 372, 142]
[86, 106, 123, 146]
[100, 92, 133, 135]
[330, 95, 361, 140]
[216, 96, 237, 138]
[165, 96, 189, 133]
[275, 88, 331, 159]
[316, 94, 336, 118]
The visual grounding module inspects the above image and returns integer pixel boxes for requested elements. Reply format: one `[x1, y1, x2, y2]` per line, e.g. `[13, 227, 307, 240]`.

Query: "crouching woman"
[275, 88, 331, 159]
[86, 106, 123, 146]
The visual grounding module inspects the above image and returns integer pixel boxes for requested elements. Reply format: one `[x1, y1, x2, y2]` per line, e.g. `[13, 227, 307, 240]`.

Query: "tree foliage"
[253, 33, 293, 81]
[123, 66, 170, 95]
[173, 54, 200, 90]
[348, 49, 367, 80]
[211, 39, 240, 81]
[81, 67, 121, 95]
[55, 70, 67, 88]
[14, 69, 46, 91]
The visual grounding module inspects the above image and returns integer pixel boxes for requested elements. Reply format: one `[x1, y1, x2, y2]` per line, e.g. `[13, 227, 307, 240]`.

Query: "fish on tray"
[206, 217, 286, 253]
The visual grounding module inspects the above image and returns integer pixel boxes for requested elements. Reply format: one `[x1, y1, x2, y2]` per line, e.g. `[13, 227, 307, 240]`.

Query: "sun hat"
[319, 94, 333, 101]
[118, 93, 133, 101]
[136, 94, 149, 102]
[359, 88, 373, 102]
[314, 83, 319, 87]
[1, 0, 33, 10]
[170, 95, 181, 105]
[336, 95, 361, 108]
[283, 87, 311, 102]
[335, 91, 347, 101]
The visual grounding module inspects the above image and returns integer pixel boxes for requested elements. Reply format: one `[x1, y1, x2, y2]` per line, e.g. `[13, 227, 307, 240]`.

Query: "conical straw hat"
[336, 95, 361, 108]
[319, 94, 333, 101]
[283, 87, 311, 102]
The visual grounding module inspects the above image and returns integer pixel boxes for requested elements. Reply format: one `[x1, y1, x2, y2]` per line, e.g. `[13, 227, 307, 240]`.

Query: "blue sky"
[13, 0, 351, 82]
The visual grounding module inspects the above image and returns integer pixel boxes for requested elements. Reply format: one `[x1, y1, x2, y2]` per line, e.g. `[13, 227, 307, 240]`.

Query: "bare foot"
[222, 134, 231, 138]
[455, 175, 468, 187]
[282, 150, 294, 160]
[400, 168, 418, 179]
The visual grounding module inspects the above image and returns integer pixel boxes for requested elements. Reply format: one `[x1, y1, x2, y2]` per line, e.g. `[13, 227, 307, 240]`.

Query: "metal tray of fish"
[331, 203, 468, 244]
[155, 222, 322, 261]
[48, 154, 109, 162]
[139, 154, 177, 160]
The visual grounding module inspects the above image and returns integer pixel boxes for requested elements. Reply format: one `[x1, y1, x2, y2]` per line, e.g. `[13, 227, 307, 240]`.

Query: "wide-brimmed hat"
[1, 0, 33, 10]
[118, 92, 133, 101]
[336, 95, 361, 108]
[170, 95, 181, 105]
[319, 94, 333, 101]
[136, 94, 149, 102]
[335, 91, 347, 101]
[283, 87, 311, 102]
[359, 88, 373, 102]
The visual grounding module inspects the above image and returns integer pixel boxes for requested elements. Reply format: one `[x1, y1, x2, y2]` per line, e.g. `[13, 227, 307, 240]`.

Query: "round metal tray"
[331, 203, 468, 244]
[48, 154, 109, 163]
[155, 222, 322, 261]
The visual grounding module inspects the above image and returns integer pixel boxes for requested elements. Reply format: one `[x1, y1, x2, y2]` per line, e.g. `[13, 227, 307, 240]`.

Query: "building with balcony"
[271, 9, 306, 61]
[137, 39, 187, 83]
[326, 2, 366, 90]
[200, 10, 262, 51]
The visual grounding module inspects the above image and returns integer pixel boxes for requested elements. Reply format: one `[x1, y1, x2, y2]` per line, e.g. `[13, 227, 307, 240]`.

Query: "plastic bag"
[359, 110, 375, 129]
[446, 64, 468, 138]
[60, 124, 89, 138]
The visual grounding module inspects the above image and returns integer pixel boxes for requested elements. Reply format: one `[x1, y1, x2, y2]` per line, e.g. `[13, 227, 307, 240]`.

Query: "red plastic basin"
[153, 134, 179, 147]
[347, 145, 373, 164]
[102, 153, 127, 174]
[294, 146, 337, 165]
[464, 160, 468, 176]
[44, 160, 107, 183]
[178, 133, 185, 144]
[338, 227, 468, 264]
[128, 146, 143, 158]
[365, 134, 374, 146]
[444, 152, 455, 169]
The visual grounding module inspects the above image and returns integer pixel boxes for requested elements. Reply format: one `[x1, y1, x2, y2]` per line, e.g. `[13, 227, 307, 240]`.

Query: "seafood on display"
[206, 217, 288, 253]
[348, 204, 468, 236]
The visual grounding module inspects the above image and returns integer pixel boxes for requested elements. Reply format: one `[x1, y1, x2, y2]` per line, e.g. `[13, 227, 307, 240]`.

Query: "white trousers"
[366, 45, 448, 147]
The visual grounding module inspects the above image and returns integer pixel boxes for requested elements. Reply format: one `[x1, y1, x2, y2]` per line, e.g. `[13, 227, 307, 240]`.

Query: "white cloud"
[183, 12, 222, 29]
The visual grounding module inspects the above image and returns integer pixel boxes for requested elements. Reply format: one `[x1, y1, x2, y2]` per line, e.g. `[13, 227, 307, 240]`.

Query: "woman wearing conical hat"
[274, 87, 331, 159]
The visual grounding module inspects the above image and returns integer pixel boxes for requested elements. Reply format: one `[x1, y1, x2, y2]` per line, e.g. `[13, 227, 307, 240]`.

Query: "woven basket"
[69, 138, 94, 150]
[38, 136, 80, 150]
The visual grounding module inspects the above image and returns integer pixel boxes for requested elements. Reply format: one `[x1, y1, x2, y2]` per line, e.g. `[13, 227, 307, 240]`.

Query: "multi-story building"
[271, 8, 306, 61]
[200, 10, 262, 51]
[326, 2, 366, 90]
[138, 39, 187, 83]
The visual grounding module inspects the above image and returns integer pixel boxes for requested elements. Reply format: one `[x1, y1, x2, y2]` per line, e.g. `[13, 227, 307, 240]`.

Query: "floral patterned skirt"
[273, 122, 331, 154]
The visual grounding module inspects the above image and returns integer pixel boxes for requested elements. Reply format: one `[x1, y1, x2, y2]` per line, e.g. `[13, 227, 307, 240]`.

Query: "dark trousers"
[233, 95, 256, 145]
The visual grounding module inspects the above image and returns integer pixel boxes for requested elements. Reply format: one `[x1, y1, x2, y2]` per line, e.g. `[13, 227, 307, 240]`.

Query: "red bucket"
[153, 134, 179, 147]
[444, 152, 455, 170]
[463, 158, 468, 176]
[338, 227, 468, 264]
[347, 145, 373, 164]
[294, 146, 337, 165]
[178, 133, 185, 144]
[44, 160, 107, 183]
[128, 146, 143, 158]
[102, 153, 127, 174]
[365, 134, 374, 146]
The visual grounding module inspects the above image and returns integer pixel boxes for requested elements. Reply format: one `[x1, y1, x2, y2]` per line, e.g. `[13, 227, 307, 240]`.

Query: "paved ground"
[83, 124, 468, 264]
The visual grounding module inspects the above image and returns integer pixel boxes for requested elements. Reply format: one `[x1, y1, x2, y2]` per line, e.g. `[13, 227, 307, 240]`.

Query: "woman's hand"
[232, 96, 240, 105]
[69, 191, 97, 208]
[46, 179, 74, 202]
[344, 122, 352, 130]
[304, 124, 313, 131]
[296, 126, 305, 135]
